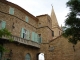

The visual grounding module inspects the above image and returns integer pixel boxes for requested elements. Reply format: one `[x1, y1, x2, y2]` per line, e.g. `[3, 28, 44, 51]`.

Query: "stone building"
[0, 0, 80, 60]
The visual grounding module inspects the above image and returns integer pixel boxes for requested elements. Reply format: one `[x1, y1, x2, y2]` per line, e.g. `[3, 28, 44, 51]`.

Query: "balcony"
[2, 35, 40, 48]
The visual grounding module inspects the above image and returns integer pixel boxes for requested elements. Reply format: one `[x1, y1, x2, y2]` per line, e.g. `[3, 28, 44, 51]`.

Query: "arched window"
[25, 53, 31, 60]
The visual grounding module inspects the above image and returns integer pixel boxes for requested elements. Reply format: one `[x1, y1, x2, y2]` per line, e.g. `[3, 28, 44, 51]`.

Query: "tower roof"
[51, 6, 59, 28]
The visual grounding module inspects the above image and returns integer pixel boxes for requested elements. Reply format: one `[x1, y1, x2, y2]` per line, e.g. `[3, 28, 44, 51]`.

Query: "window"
[0, 20, 6, 29]
[25, 53, 31, 60]
[25, 16, 28, 22]
[31, 32, 42, 43]
[38, 34, 42, 43]
[47, 17, 50, 23]
[38, 23, 41, 27]
[29, 31, 42, 43]
[23, 29, 27, 39]
[52, 31, 54, 37]
[31, 32, 35, 41]
[48, 19, 50, 22]
[9, 7, 14, 15]
[21, 28, 30, 40]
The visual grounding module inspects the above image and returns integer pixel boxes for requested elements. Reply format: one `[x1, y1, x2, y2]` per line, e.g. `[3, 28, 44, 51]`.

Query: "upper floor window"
[52, 31, 54, 37]
[31, 32, 42, 43]
[0, 20, 6, 29]
[38, 23, 41, 27]
[9, 7, 14, 15]
[23, 29, 27, 39]
[21, 28, 30, 40]
[48, 19, 50, 23]
[25, 16, 28, 22]
[38, 34, 42, 43]
[47, 17, 50, 23]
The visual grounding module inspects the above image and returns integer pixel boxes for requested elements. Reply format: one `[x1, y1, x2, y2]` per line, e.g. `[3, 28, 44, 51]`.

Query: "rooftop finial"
[51, 4, 53, 8]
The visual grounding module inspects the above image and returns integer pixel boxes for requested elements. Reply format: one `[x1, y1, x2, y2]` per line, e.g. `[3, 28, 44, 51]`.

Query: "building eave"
[0, 0, 39, 21]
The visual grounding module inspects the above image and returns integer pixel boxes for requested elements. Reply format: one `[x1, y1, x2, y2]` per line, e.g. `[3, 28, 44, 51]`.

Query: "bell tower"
[51, 6, 59, 28]
[51, 6, 62, 39]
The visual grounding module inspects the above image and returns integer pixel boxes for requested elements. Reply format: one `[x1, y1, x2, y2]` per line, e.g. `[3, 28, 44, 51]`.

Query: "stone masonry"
[0, 0, 80, 60]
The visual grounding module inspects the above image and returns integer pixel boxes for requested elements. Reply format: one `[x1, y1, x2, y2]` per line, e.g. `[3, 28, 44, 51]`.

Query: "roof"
[0, 0, 38, 21]
[36, 14, 49, 17]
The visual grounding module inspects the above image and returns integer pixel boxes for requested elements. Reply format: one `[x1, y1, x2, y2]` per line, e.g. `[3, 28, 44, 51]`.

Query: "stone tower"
[51, 6, 62, 39]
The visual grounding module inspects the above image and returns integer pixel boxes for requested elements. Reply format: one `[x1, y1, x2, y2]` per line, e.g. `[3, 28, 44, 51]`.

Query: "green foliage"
[63, 0, 80, 44]
[0, 45, 6, 52]
[0, 28, 11, 37]
[0, 28, 13, 41]
[0, 28, 12, 52]
[67, 0, 80, 12]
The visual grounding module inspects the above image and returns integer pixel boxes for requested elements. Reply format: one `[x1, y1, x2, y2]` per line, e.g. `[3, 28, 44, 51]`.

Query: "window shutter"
[21, 28, 24, 38]
[35, 33, 38, 43]
[40, 37, 42, 43]
[1, 21, 6, 29]
[37, 34, 39, 43]
[27, 30, 30, 40]
[31, 32, 35, 41]
[9, 7, 14, 15]
[25, 16, 28, 22]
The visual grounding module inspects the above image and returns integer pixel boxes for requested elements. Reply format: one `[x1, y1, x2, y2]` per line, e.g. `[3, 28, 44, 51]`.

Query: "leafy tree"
[63, 0, 80, 45]
[0, 28, 12, 53]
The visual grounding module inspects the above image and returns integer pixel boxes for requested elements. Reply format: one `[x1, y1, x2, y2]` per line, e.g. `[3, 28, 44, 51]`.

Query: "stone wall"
[37, 15, 53, 43]
[0, 1, 40, 60]
[3, 42, 39, 60]
[52, 27, 62, 39]
[48, 36, 80, 60]
[0, 0, 80, 60]
[0, 1, 38, 38]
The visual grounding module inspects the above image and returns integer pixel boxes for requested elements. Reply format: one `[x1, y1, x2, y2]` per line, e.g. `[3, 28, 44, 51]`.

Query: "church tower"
[51, 6, 59, 28]
[51, 6, 62, 39]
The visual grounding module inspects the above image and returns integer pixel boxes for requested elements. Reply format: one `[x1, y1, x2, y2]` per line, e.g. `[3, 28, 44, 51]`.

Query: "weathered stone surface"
[0, 0, 80, 60]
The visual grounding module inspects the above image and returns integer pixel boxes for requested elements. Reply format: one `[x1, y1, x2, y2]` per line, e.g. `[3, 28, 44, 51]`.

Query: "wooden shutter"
[9, 7, 14, 15]
[27, 30, 30, 40]
[40, 37, 42, 43]
[1, 21, 6, 29]
[21, 28, 24, 38]
[35, 33, 38, 43]
[31, 32, 35, 41]
[37, 34, 39, 43]
[25, 16, 28, 22]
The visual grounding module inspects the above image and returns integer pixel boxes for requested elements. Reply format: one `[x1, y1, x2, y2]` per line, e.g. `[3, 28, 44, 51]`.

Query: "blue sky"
[7, 0, 69, 26]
